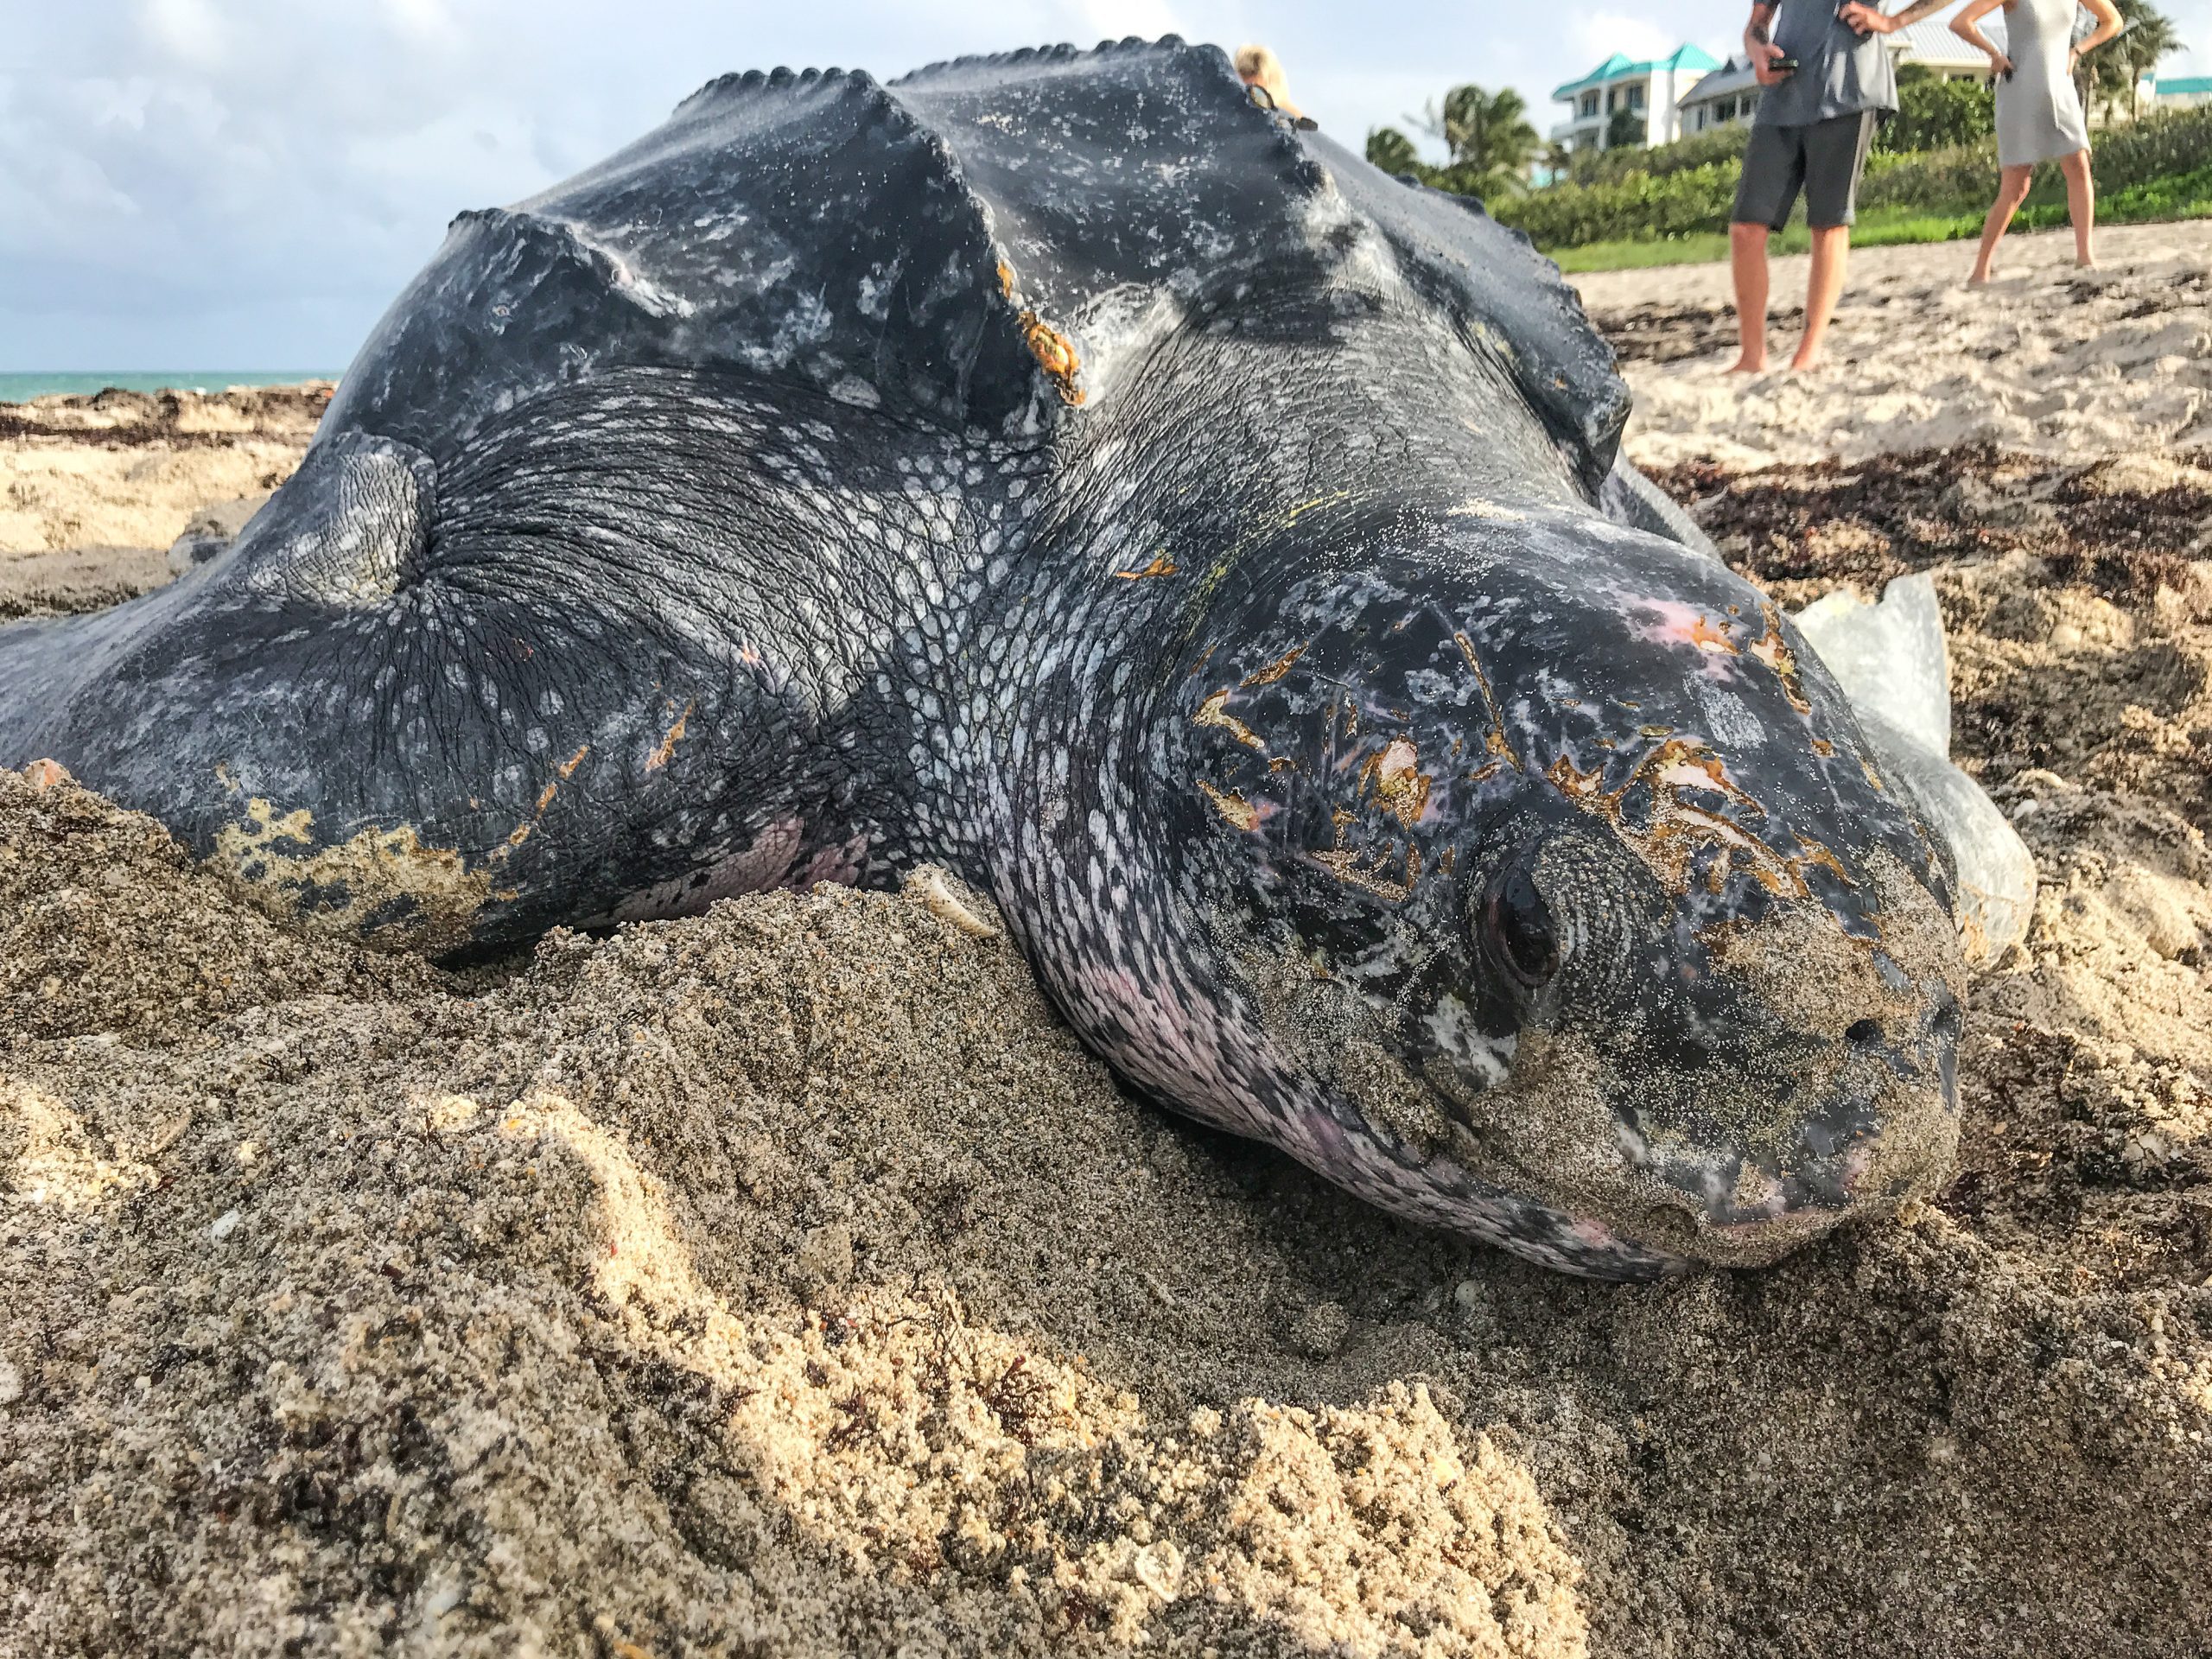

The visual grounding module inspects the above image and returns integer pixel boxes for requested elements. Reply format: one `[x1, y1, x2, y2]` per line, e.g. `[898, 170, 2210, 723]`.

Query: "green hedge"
[1497, 103, 2212, 251]
[1492, 161, 1739, 246]
[1866, 104, 2212, 210]
[1560, 124, 1749, 186]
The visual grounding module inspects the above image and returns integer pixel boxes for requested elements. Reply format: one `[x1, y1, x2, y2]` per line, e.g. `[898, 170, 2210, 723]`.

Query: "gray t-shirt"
[1757, 2, 1900, 126]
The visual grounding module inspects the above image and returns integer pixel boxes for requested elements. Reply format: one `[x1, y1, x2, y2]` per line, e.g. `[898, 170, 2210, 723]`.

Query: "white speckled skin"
[0, 40, 1965, 1279]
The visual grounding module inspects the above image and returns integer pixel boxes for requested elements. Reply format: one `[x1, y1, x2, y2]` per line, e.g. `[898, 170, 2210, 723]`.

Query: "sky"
[5, 0, 2209, 371]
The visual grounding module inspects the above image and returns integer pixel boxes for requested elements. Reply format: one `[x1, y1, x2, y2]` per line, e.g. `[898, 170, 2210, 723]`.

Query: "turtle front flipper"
[0, 367, 980, 951]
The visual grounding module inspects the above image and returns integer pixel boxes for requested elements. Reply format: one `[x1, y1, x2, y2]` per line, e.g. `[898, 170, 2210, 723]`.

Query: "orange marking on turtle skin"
[1751, 605, 1814, 714]
[1194, 688, 1266, 751]
[535, 781, 559, 815]
[24, 758, 71, 791]
[1546, 736, 1824, 900]
[1547, 754, 1606, 800]
[1313, 847, 1414, 904]
[1112, 552, 1178, 580]
[1019, 311, 1084, 404]
[1641, 602, 1740, 658]
[1646, 738, 1765, 817]
[1362, 737, 1433, 828]
[1792, 839, 1858, 888]
[645, 702, 693, 772]
[558, 744, 590, 778]
[996, 260, 1016, 298]
[1452, 632, 1520, 765]
[1686, 614, 1737, 654]
[1196, 779, 1259, 831]
[1242, 643, 1306, 687]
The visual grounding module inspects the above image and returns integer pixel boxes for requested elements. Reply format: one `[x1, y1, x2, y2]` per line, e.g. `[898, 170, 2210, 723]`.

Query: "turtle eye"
[1485, 866, 1560, 990]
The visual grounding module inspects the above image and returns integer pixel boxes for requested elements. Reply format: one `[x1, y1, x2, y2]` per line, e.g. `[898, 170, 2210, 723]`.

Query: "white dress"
[1995, 0, 2093, 167]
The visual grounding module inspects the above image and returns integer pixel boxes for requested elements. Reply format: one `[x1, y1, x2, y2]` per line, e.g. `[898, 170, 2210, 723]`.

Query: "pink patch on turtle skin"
[1570, 1217, 1623, 1249]
[1633, 598, 1740, 681]
[795, 832, 869, 890]
[607, 816, 804, 923]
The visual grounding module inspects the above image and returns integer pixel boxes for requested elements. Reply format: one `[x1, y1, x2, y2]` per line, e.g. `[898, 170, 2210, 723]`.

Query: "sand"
[1574, 219, 2212, 469]
[5, 283, 2212, 1655]
[0, 385, 323, 565]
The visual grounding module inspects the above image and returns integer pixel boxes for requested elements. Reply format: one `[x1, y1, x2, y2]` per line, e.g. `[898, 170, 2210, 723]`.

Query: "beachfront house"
[1549, 45, 1720, 152]
[1884, 18, 2002, 81]
[1676, 22, 1997, 137]
[1674, 58, 1759, 136]
[2152, 73, 2212, 109]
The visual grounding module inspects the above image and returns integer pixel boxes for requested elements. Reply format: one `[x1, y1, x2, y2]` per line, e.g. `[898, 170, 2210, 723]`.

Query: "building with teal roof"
[1549, 44, 1722, 152]
[2154, 73, 2212, 108]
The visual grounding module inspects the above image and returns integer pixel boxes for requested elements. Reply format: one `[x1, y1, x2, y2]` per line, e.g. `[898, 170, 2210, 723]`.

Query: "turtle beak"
[1645, 987, 1962, 1251]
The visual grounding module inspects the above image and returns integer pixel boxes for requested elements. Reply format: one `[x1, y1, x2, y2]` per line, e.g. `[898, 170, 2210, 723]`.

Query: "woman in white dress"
[1950, 0, 2122, 281]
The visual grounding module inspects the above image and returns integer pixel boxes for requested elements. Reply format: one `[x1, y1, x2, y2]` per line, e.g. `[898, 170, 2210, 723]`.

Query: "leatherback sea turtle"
[0, 39, 1970, 1278]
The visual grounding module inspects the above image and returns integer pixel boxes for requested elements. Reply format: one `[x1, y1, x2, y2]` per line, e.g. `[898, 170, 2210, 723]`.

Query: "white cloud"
[1570, 9, 1680, 70]
[6, 0, 2210, 369]
[137, 0, 227, 68]
[1073, 0, 1184, 41]
[382, 0, 464, 51]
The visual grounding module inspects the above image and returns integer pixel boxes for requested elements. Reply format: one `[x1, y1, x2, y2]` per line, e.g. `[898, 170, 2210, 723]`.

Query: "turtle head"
[1174, 512, 1964, 1278]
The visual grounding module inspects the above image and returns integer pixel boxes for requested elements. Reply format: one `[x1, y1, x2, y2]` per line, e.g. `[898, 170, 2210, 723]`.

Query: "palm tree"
[1364, 126, 1425, 178]
[2086, 0, 2181, 122]
[1414, 84, 1542, 197]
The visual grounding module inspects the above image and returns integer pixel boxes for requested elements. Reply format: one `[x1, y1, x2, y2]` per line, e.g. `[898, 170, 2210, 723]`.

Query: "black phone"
[1775, 56, 1801, 72]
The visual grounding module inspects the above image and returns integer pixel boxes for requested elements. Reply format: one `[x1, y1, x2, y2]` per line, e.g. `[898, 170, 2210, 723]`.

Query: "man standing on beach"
[1731, 1, 1955, 372]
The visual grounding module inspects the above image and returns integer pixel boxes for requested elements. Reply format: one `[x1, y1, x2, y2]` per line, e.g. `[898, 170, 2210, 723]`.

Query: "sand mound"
[5, 463, 2212, 1658]
[2, 798, 1587, 1656]
[0, 767, 434, 1046]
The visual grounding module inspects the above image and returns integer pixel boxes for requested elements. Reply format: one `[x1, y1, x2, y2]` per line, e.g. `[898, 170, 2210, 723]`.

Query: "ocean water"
[0, 371, 339, 404]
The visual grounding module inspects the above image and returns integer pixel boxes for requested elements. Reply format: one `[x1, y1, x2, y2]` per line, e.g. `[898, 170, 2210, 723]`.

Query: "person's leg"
[1730, 223, 1772, 372]
[1794, 227, 1850, 371]
[1791, 112, 1876, 372]
[1728, 124, 1801, 373]
[2059, 149, 2095, 267]
[1969, 164, 2035, 283]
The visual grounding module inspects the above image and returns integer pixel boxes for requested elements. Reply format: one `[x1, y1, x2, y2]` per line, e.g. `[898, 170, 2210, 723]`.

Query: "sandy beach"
[0, 385, 324, 620]
[3, 220, 2209, 1656]
[1577, 219, 2212, 469]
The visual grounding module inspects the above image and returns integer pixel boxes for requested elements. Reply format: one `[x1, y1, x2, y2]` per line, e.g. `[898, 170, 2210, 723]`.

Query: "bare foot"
[2075, 257, 2099, 270]
[1726, 355, 1769, 374]
[1788, 351, 1823, 373]
[1967, 270, 1993, 286]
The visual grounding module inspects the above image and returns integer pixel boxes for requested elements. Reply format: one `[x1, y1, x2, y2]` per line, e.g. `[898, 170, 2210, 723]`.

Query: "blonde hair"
[1234, 43, 1283, 86]
[1233, 43, 1301, 118]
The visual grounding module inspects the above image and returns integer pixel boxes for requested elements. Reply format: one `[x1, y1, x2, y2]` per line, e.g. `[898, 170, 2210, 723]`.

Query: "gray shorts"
[1732, 111, 1879, 231]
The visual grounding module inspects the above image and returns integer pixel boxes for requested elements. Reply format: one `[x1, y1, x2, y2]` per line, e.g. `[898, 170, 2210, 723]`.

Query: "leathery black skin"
[0, 39, 1965, 1278]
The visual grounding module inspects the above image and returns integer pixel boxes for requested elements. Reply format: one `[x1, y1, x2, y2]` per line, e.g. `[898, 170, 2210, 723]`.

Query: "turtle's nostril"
[1845, 1018, 1883, 1046]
